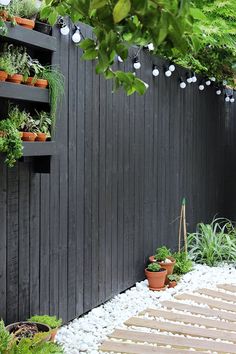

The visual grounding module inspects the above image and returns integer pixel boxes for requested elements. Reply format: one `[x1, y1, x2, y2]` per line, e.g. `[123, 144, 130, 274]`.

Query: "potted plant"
[28, 315, 62, 342]
[152, 246, 176, 279]
[34, 1, 52, 35]
[20, 114, 38, 141]
[8, 104, 27, 138]
[0, 119, 23, 166]
[167, 273, 180, 288]
[145, 262, 167, 291]
[0, 55, 14, 81]
[23, 57, 44, 86]
[172, 251, 193, 275]
[3, 44, 29, 84]
[34, 110, 51, 141]
[7, 0, 39, 29]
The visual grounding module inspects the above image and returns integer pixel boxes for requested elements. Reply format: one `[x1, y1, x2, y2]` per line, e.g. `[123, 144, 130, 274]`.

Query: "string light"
[133, 56, 141, 70]
[179, 78, 186, 89]
[169, 63, 175, 72]
[199, 83, 205, 91]
[0, 0, 11, 4]
[186, 73, 192, 84]
[191, 73, 197, 83]
[210, 77, 216, 82]
[58, 17, 70, 35]
[152, 65, 159, 77]
[205, 79, 211, 86]
[164, 65, 172, 77]
[216, 89, 222, 95]
[230, 95, 235, 103]
[117, 56, 123, 63]
[225, 94, 230, 102]
[72, 26, 82, 43]
[147, 43, 154, 51]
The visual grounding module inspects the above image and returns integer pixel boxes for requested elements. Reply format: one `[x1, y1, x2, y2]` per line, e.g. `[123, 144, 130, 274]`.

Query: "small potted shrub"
[0, 55, 14, 81]
[28, 315, 62, 342]
[7, 0, 39, 29]
[3, 44, 29, 84]
[167, 273, 180, 288]
[145, 262, 167, 291]
[152, 246, 176, 279]
[21, 114, 38, 141]
[34, 110, 51, 141]
[172, 251, 193, 275]
[24, 58, 44, 86]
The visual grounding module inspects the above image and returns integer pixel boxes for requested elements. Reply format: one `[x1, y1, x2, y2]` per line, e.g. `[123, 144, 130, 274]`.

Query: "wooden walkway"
[100, 284, 236, 353]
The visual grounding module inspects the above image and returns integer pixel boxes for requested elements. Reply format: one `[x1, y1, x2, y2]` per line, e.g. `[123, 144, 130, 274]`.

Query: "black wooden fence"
[0, 24, 228, 324]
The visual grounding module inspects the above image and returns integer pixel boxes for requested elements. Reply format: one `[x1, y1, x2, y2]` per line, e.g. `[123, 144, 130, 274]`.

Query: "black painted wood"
[0, 23, 228, 325]
[2, 22, 57, 51]
[0, 82, 49, 102]
[22, 142, 56, 156]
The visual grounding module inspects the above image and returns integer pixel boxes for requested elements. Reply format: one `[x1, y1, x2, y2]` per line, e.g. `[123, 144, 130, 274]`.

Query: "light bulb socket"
[133, 56, 141, 69]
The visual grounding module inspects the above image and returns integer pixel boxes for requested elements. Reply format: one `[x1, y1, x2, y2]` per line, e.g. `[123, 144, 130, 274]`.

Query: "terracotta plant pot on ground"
[157, 256, 176, 277]
[15, 17, 35, 29]
[0, 70, 8, 81]
[36, 133, 47, 142]
[7, 74, 23, 84]
[22, 132, 37, 142]
[35, 79, 48, 89]
[145, 268, 167, 291]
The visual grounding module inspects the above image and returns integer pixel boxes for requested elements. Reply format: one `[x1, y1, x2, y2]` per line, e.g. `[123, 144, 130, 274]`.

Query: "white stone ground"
[56, 264, 236, 354]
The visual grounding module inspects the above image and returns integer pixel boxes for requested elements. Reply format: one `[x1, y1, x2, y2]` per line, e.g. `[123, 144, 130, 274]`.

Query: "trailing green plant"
[0, 119, 23, 167]
[154, 246, 172, 262]
[173, 251, 193, 275]
[28, 315, 62, 329]
[146, 263, 161, 272]
[188, 218, 236, 267]
[7, 0, 39, 19]
[167, 274, 180, 282]
[34, 110, 51, 136]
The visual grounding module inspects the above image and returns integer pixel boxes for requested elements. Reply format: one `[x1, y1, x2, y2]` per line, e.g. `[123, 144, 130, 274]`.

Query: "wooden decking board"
[142, 308, 236, 331]
[175, 293, 236, 312]
[161, 300, 236, 322]
[110, 329, 236, 353]
[197, 288, 236, 303]
[100, 340, 208, 354]
[125, 317, 236, 342]
[217, 284, 236, 293]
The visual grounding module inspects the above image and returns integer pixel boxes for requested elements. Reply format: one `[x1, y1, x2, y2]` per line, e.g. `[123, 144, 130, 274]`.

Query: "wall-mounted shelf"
[0, 81, 49, 103]
[1, 22, 57, 51]
[22, 142, 56, 156]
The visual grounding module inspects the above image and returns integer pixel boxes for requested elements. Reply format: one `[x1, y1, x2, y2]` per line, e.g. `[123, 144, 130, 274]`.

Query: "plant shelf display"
[0, 81, 49, 103]
[1, 22, 57, 52]
[22, 141, 56, 156]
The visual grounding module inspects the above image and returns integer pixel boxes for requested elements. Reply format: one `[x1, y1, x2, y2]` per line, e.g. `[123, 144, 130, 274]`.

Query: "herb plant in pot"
[167, 274, 180, 288]
[0, 55, 14, 81]
[21, 114, 38, 141]
[28, 315, 62, 342]
[34, 110, 51, 141]
[7, 0, 39, 29]
[34, 1, 52, 35]
[4, 44, 29, 84]
[145, 263, 167, 291]
[153, 246, 176, 280]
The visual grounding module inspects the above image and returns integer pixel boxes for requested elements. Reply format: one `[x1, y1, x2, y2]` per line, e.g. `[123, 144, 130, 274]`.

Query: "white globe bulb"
[225, 96, 230, 102]
[180, 82, 186, 89]
[133, 62, 141, 70]
[60, 25, 70, 35]
[230, 98, 235, 103]
[148, 43, 154, 51]
[165, 70, 172, 77]
[210, 77, 216, 82]
[72, 30, 81, 43]
[169, 64, 175, 72]
[117, 56, 123, 63]
[152, 68, 159, 77]
[216, 90, 221, 95]
[199, 84, 204, 91]
[0, 0, 11, 4]
[187, 77, 192, 84]
[205, 80, 211, 86]
[223, 80, 227, 85]
[191, 76, 197, 83]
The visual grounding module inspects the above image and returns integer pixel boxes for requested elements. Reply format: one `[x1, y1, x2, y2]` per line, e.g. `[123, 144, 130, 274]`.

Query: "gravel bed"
[56, 263, 236, 354]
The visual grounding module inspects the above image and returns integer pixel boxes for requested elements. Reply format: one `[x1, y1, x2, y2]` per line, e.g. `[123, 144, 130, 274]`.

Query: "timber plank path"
[99, 284, 236, 353]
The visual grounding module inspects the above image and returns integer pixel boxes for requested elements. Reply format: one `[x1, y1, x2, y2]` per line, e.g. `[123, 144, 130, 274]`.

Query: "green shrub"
[154, 246, 172, 261]
[188, 218, 236, 266]
[173, 251, 193, 275]
[146, 263, 161, 272]
[167, 274, 180, 282]
[28, 315, 62, 329]
[0, 119, 23, 167]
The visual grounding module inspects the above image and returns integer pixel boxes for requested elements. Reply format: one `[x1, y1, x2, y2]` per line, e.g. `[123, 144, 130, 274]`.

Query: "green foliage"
[0, 54, 15, 75]
[34, 111, 52, 136]
[0, 320, 13, 352]
[154, 246, 172, 262]
[8, 105, 27, 130]
[188, 218, 236, 266]
[173, 251, 193, 275]
[0, 119, 23, 167]
[146, 262, 161, 272]
[1, 44, 29, 78]
[7, 0, 39, 19]
[167, 274, 180, 282]
[28, 315, 62, 329]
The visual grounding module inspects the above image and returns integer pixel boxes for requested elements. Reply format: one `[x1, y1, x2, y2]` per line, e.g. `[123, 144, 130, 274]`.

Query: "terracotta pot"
[36, 133, 47, 142]
[6, 322, 51, 342]
[22, 132, 37, 142]
[149, 255, 157, 263]
[0, 70, 8, 81]
[7, 74, 23, 84]
[168, 280, 177, 288]
[25, 77, 36, 86]
[0, 10, 8, 21]
[145, 268, 167, 291]
[50, 328, 58, 342]
[157, 256, 176, 277]
[15, 16, 35, 30]
[35, 79, 48, 89]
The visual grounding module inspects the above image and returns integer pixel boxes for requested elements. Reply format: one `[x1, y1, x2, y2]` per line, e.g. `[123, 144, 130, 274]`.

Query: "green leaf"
[90, 0, 107, 10]
[48, 10, 58, 25]
[79, 38, 96, 50]
[189, 8, 207, 21]
[81, 49, 98, 60]
[113, 0, 131, 23]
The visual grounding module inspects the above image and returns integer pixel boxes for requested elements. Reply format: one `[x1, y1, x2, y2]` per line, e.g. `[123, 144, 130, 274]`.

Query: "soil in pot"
[34, 21, 52, 35]
[36, 133, 47, 142]
[35, 79, 48, 89]
[6, 322, 50, 341]
[0, 70, 8, 81]
[22, 132, 37, 141]
[15, 17, 35, 29]
[145, 268, 167, 291]
[7, 74, 23, 84]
